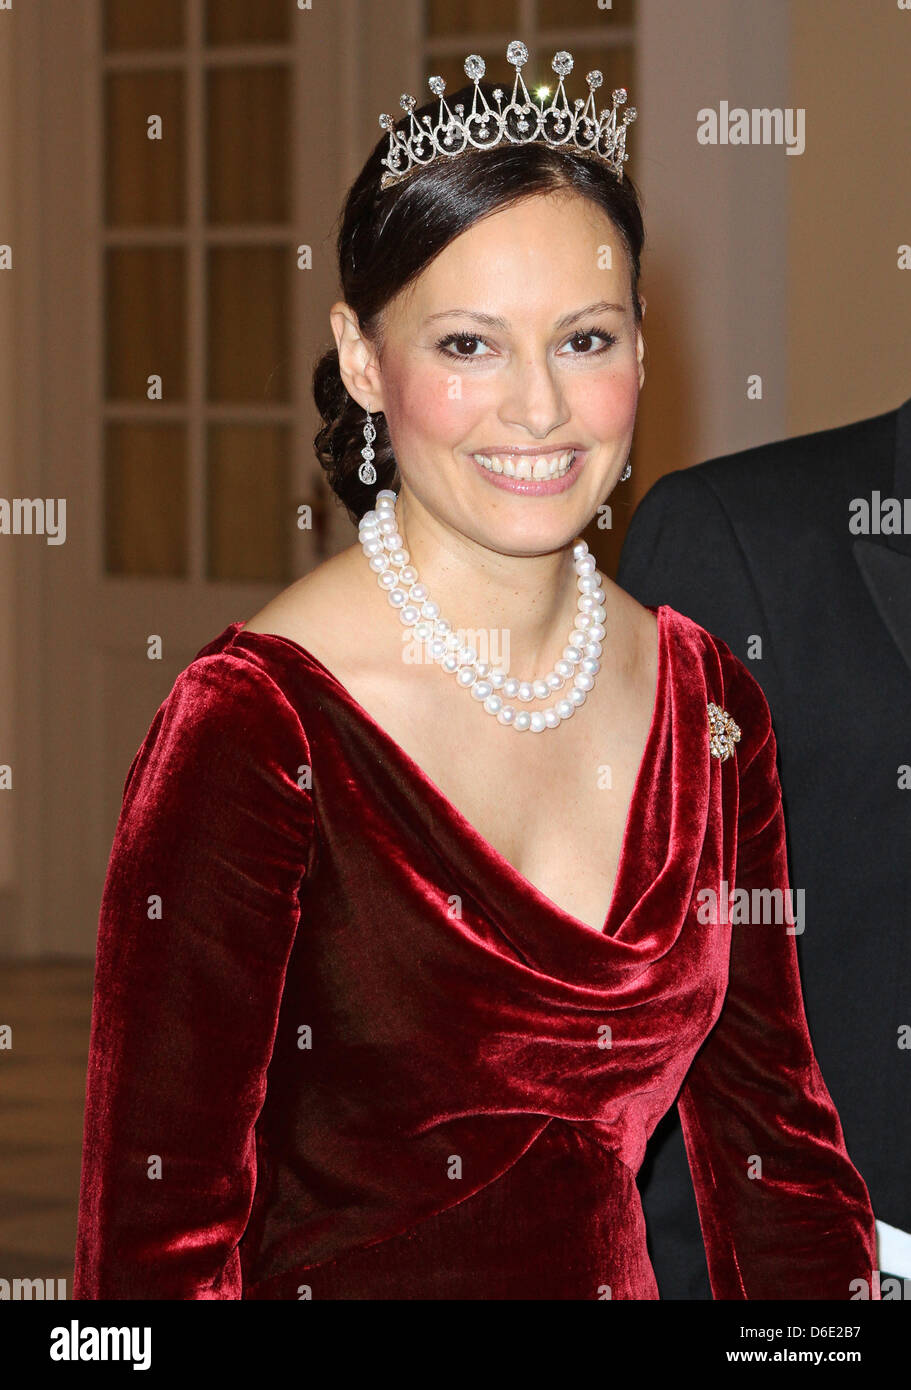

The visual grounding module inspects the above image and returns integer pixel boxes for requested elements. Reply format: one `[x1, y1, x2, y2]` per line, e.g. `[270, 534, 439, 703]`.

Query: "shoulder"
[697, 402, 896, 484]
[665, 608, 783, 847]
[113, 636, 317, 884]
[240, 544, 376, 684]
[663, 605, 774, 774]
[641, 404, 897, 516]
[123, 629, 314, 807]
[630, 404, 898, 536]
[172, 638, 311, 748]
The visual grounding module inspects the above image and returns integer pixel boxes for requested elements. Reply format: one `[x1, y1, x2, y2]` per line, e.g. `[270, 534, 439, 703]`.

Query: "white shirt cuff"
[876, 1218, 911, 1278]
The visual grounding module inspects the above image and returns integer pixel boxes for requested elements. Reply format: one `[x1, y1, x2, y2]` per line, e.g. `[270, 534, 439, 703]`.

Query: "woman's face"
[340, 188, 644, 555]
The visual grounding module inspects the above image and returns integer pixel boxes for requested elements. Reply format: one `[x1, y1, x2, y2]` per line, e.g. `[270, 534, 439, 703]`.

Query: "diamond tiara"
[378, 40, 638, 190]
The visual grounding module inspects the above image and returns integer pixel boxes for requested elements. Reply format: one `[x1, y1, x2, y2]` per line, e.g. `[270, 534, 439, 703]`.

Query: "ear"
[636, 316, 646, 391]
[329, 301, 385, 412]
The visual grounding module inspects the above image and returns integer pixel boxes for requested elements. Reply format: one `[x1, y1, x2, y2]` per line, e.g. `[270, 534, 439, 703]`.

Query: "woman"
[74, 44, 877, 1300]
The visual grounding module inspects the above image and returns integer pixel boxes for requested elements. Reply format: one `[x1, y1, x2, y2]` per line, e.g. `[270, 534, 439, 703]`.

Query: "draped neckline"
[230, 603, 668, 943]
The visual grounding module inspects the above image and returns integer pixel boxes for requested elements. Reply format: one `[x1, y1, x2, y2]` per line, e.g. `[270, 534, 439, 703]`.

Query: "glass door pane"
[206, 65, 290, 224]
[104, 70, 186, 226]
[104, 423, 188, 577]
[105, 247, 187, 401]
[104, 0, 184, 51]
[206, 246, 291, 404]
[205, 0, 292, 46]
[207, 424, 292, 583]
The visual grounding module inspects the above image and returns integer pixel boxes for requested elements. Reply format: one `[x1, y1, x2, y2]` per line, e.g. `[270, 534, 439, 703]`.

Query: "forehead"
[392, 190, 628, 323]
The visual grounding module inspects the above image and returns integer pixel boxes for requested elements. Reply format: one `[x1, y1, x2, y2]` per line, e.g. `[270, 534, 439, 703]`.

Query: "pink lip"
[469, 447, 587, 496]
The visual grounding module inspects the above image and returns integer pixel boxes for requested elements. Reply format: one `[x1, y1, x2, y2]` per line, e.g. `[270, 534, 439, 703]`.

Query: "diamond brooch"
[707, 702, 742, 761]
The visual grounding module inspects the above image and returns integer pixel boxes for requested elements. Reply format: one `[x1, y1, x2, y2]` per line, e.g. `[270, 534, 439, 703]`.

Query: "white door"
[23, 0, 417, 954]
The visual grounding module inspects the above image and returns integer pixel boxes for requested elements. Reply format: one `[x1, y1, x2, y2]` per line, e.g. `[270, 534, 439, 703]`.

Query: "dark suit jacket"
[617, 395, 911, 1298]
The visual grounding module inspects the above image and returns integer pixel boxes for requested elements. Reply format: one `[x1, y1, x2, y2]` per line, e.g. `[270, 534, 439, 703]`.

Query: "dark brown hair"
[313, 81, 645, 523]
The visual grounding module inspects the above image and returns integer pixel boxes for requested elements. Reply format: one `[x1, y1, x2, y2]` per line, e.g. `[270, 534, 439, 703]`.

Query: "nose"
[496, 349, 571, 440]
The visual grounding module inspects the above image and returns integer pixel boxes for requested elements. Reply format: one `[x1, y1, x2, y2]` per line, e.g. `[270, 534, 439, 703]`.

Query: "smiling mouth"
[472, 448, 577, 480]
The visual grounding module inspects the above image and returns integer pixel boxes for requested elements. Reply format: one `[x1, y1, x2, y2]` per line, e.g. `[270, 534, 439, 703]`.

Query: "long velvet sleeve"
[677, 669, 878, 1299]
[73, 654, 315, 1299]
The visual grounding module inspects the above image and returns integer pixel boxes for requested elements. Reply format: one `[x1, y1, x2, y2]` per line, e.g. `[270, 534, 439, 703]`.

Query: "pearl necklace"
[357, 489, 607, 733]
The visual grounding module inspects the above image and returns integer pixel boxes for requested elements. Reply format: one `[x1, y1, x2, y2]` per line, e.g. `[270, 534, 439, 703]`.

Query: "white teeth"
[473, 449, 576, 480]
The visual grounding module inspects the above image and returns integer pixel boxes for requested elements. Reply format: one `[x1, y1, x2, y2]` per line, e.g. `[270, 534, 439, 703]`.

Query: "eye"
[435, 332, 494, 360]
[558, 328, 619, 356]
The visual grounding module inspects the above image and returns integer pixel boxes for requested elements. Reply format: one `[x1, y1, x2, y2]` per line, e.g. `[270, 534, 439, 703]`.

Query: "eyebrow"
[421, 300, 627, 330]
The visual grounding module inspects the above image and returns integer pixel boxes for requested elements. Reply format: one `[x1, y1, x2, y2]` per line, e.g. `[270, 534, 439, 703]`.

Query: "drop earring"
[359, 406, 377, 485]
[620, 456, 632, 482]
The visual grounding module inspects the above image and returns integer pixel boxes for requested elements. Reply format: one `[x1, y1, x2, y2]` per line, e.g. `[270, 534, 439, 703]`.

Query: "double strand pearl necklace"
[357, 489, 608, 734]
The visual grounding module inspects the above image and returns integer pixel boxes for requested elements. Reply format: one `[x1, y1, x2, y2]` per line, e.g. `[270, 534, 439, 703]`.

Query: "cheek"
[568, 361, 640, 435]
[384, 359, 489, 443]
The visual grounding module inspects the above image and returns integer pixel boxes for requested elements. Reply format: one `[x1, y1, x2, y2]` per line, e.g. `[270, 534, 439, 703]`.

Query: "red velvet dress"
[73, 604, 878, 1300]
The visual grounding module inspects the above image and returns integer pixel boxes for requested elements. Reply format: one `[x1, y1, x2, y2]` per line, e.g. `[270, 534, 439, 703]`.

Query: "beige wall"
[788, 0, 911, 434]
[628, 0, 908, 542]
[629, 0, 790, 530]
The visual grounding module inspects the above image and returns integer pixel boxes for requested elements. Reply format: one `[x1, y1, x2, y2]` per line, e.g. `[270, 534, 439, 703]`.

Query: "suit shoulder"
[626, 462, 716, 511]
[628, 401, 900, 541]
[688, 402, 898, 497]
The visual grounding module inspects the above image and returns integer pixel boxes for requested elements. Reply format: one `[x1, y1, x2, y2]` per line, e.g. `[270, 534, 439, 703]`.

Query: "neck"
[376, 484, 597, 676]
